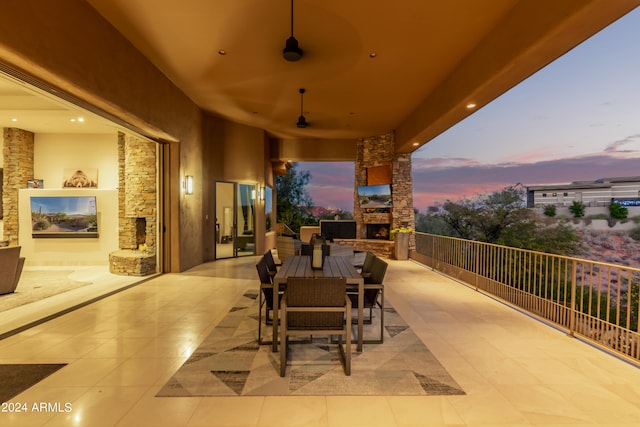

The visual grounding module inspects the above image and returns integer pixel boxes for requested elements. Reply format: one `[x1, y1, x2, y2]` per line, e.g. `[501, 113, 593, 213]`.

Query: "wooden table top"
[274, 256, 363, 285]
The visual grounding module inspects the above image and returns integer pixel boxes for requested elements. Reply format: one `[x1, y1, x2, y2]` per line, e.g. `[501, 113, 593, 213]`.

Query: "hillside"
[577, 230, 640, 268]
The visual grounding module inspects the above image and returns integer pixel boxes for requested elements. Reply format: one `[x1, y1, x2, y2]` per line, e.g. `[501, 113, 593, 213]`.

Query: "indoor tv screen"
[357, 184, 392, 208]
[31, 196, 98, 238]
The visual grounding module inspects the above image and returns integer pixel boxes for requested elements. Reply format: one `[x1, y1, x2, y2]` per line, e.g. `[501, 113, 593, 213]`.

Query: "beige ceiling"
[0, 74, 120, 135]
[2, 1, 637, 152]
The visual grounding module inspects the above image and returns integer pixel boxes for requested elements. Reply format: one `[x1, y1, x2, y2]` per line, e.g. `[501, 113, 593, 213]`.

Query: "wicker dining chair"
[280, 277, 351, 376]
[348, 256, 387, 343]
[256, 256, 281, 345]
[263, 249, 279, 278]
[358, 251, 376, 279]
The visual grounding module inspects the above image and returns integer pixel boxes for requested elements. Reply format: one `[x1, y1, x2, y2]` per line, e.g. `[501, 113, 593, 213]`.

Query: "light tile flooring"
[2, 257, 640, 426]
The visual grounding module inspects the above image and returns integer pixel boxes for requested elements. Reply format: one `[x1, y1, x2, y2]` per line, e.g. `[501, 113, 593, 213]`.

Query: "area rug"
[157, 291, 465, 396]
[0, 364, 67, 402]
[0, 271, 92, 312]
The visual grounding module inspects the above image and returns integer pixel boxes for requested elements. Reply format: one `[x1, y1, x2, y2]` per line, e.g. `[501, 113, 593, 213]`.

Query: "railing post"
[474, 241, 479, 291]
[568, 260, 577, 338]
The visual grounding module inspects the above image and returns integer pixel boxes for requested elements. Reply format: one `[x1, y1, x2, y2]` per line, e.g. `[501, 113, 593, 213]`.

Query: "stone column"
[354, 131, 415, 253]
[2, 128, 34, 246]
[110, 132, 157, 275]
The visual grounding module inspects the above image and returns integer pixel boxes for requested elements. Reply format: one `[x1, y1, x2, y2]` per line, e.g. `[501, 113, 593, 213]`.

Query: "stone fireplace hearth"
[366, 223, 390, 240]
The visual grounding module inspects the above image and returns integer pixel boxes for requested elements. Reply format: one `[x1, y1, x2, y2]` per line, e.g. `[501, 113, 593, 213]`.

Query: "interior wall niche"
[136, 218, 147, 247]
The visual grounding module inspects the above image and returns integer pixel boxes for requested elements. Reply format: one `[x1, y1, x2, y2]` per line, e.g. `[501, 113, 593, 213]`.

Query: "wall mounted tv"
[357, 184, 392, 208]
[31, 196, 98, 238]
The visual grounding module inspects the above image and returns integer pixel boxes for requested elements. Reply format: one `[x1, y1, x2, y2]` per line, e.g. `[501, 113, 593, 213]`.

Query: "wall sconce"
[251, 189, 256, 200]
[259, 186, 265, 201]
[184, 175, 194, 195]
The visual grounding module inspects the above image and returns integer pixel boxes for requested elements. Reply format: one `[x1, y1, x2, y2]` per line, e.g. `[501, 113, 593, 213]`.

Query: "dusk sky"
[300, 7, 640, 213]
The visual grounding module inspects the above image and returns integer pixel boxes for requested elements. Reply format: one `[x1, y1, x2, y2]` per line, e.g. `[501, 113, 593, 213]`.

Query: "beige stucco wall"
[202, 115, 270, 260]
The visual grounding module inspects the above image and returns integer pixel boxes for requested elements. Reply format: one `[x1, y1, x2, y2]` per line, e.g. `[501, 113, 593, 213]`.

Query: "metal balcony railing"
[412, 232, 640, 364]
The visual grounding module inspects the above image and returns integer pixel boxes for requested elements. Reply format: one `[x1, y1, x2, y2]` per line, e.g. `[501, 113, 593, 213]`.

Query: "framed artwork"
[63, 168, 98, 188]
[31, 195, 98, 238]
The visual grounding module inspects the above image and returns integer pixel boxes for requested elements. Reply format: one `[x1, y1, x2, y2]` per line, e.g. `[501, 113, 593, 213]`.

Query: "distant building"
[526, 176, 640, 208]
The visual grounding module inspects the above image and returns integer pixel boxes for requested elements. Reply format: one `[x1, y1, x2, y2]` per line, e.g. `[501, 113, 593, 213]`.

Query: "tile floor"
[2, 256, 640, 426]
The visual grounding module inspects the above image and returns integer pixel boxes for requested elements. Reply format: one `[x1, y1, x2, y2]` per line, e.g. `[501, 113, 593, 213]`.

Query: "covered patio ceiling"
[84, 0, 637, 157]
[0, 2, 636, 160]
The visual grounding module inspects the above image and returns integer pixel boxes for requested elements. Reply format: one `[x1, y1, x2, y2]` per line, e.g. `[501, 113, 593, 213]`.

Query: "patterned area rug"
[0, 364, 67, 402]
[157, 291, 465, 396]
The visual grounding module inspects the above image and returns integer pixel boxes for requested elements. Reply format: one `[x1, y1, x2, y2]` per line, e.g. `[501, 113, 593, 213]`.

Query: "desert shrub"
[609, 202, 628, 220]
[543, 205, 556, 217]
[631, 225, 640, 242]
[569, 200, 586, 218]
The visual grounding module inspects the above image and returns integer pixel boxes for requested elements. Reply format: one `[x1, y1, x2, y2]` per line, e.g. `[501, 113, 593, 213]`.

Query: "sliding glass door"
[215, 181, 256, 259]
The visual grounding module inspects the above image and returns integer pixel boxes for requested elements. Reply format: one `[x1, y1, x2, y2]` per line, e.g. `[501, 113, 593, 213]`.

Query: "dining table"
[272, 255, 365, 352]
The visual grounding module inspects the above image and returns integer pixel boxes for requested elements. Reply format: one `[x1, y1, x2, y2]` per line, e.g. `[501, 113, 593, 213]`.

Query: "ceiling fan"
[283, 0, 303, 61]
[296, 88, 308, 128]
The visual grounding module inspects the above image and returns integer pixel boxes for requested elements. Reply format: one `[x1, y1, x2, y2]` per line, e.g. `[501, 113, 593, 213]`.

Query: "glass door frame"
[214, 180, 257, 259]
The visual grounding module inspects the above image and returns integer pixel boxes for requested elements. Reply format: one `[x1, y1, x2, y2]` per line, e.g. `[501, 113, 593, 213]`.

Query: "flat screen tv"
[320, 220, 357, 242]
[31, 195, 98, 238]
[357, 184, 392, 208]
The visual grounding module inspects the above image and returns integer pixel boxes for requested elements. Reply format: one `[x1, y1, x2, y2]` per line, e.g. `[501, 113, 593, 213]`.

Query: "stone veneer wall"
[2, 128, 34, 246]
[110, 132, 157, 275]
[354, 131, 415, 255]
[119, 132, 157, 250]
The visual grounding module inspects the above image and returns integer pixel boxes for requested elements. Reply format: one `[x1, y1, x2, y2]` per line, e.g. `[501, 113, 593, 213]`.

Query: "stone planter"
[394, 232, 409, 260]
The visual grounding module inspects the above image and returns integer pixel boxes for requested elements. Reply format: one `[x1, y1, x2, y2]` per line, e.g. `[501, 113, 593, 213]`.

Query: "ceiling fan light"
[283, 36, 303, 61]
[296, 115, 308, 128]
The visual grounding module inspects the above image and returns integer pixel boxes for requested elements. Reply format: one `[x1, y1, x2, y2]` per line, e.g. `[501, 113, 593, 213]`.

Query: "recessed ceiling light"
[369, 52, 377, 58]
[218, 50, 226, 55]
[412, 142, 419, 146]
[10, 118, 17, 122]
[466, 102, 477, 109]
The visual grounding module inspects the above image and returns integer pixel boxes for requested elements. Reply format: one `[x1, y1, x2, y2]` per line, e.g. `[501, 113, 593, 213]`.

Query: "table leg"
[358, 279, 363, 352]
[272, 282, 279, 352]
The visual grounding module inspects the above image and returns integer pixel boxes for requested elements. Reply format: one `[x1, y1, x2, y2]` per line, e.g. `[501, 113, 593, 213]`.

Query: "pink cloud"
[298, 150, 640, 213]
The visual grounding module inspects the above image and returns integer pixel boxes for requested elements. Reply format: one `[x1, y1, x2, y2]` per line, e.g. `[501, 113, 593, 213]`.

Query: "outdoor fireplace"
[366, 223, 390, 240]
